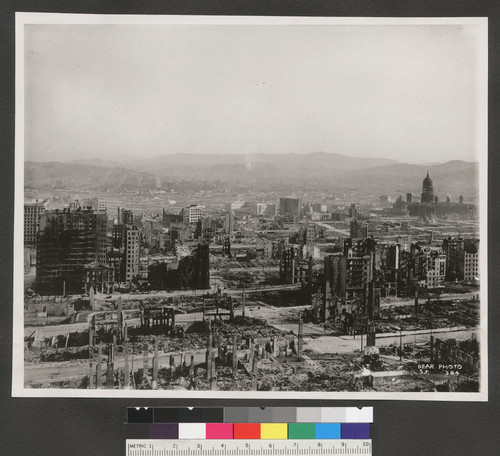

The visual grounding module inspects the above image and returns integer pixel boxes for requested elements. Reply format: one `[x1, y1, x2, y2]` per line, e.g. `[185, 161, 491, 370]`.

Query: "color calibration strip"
[126, 439, 372, 456]
[124, 422, 370, 440]
[127, 407, 373, 423]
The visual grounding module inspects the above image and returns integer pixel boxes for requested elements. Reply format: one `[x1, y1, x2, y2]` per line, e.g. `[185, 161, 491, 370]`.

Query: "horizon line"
[23, 152, 478, 167]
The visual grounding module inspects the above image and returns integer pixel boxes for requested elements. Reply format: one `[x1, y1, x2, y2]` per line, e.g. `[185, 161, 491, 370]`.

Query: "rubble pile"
[376, 300, 479, 333]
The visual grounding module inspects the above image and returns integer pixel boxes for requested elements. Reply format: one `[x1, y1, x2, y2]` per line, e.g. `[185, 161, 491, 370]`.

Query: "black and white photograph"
[13, 13, 488, 399]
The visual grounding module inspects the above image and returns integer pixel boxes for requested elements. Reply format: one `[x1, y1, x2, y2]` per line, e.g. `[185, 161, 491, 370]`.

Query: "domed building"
[421, 172, 435, 204]
[386, 172, 478, 220]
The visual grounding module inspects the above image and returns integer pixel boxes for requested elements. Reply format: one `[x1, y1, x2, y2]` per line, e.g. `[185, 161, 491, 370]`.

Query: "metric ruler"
[126, 439, 372, 456]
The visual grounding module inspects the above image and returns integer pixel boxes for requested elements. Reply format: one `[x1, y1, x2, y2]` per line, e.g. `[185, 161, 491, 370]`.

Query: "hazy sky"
[23, 22, 485, 164]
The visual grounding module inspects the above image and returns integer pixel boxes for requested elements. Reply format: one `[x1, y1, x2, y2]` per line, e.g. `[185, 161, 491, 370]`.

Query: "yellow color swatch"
[260, 423, 288, 439]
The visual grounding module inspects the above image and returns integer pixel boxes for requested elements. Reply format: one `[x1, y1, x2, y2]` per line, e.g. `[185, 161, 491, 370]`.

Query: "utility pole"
[242, 288, 246, 318]
[399, 328, 403, 362]
[298, 318, 304, 357]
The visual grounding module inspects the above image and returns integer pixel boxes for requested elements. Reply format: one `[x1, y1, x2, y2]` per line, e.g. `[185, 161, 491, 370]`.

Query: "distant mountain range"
[24, 161, 157, 190]
[70, 152, 399, 173]
[25, 153, 478, 196]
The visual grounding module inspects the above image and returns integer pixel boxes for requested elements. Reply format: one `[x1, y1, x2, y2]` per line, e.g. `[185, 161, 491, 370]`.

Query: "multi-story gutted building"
[442, 238, 463, 281]
[350, 219, 368, 239]
[381, 242, 430, 296]
[378, 243, 399, 295]
[397, 244, 428, 296]
[108, 250, 124, 283]
[148, 244, 210, 290]
[320, 239, 380, 332]
[294, 224, 325, 244]
[177, 243, 210, 289]
[463, 240, 480, 281]
[24, 200, 46, 247]
[222, 236, 231, 257]
[162, 209, 183, 227]
[112, 223, 124, 249]
[426, 250, 446, 288]
[84, 263, 115, 294]
[97, 200, 108, 212]
[36, 208, 107, 294]
[195, 243, 210, 289]
[324, 253, 347, 304]
[224, 211, 235, 234]
[277, 242, 312, 287]
[142, 216, 164, 251]
[349, 203, 357, 219]
[443, 238, 479, 282]
[182, 204, 204, 224]
[279, 197, 300, 221]
[108, 219, 141, 283]
[124, 225, 140, 282]
[117, 207, 134, 226]
[344, 244, 377, 304]
[305, 224, 324, 243]
[281, 245, 296, 284]
[109, 223, 124, 282]
[201, 217, 217, 242]
[305, 224, 319, 242]
[276, 242, 303, 284]
[263, 240, 280, 259]
[397, 235, 412, 252]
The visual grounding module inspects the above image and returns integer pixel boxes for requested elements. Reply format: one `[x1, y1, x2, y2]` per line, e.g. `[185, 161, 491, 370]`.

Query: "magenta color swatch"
[206, 423, 233, 439]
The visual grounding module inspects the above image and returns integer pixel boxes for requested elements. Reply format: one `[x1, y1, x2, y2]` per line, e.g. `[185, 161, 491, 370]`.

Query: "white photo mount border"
[13, 13, 488, 400]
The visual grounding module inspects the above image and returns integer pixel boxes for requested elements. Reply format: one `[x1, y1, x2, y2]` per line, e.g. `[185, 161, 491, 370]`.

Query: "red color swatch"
[234, 423, 261, 439]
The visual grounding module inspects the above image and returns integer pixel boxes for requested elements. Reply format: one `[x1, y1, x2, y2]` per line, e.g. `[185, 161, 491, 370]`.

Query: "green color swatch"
[288, 423, 316, 439]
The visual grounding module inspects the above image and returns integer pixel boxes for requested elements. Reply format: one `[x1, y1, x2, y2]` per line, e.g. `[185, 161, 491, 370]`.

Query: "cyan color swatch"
[315, 423, 341, 439]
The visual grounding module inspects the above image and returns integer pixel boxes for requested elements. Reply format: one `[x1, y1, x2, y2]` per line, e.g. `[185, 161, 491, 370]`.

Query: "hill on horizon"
[24, 153, 479, 197]
[68, 151, 399, 173]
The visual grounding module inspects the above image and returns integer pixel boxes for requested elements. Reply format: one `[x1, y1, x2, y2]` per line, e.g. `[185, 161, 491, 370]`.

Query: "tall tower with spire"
[421, 171, 435, 204]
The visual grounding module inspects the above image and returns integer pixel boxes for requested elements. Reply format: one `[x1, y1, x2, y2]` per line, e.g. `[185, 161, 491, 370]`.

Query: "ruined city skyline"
[15, 14, 487, 399]
[18, 162, 485, 398]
